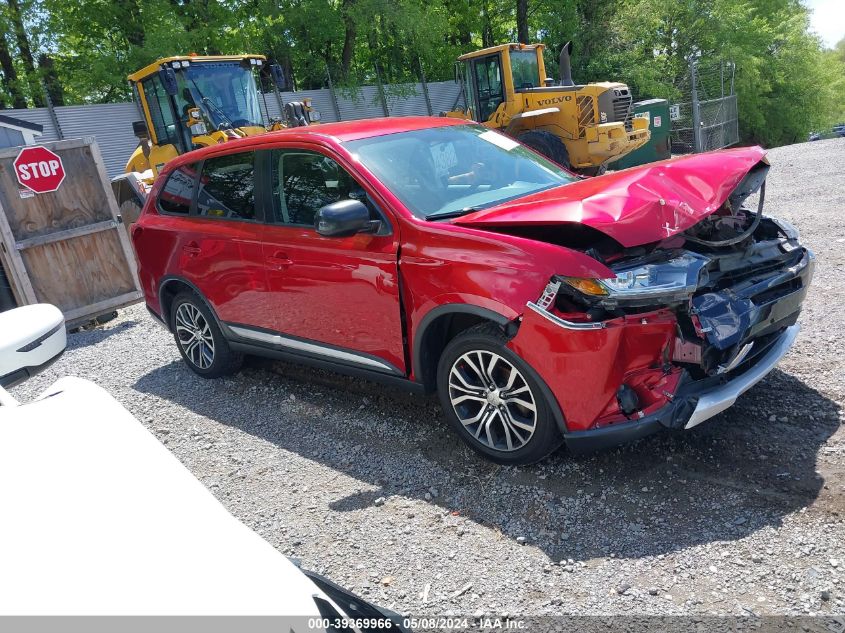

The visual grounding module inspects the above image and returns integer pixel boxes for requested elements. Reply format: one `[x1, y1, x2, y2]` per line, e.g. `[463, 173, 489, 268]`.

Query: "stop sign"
[13, 146, 66, 194]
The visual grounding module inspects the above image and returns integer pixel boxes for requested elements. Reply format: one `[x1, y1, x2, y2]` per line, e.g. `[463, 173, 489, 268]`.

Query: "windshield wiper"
[424, 207, 483, 221]
[201, 96, 235, 130]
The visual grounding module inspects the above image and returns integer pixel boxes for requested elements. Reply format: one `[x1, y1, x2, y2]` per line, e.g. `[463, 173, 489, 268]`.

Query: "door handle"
[182, 242, 201, 257]
[267, 251, 293, 269]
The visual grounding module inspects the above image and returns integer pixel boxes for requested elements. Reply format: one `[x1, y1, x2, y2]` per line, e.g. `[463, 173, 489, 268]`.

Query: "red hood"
[454, 146, 768, 248]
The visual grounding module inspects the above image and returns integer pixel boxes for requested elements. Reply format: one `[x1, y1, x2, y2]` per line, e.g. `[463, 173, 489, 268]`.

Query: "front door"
[258, 146, 406, 375]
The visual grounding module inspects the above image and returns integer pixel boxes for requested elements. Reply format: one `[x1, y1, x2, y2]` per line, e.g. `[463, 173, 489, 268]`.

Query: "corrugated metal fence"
[2, 81, 462, 178]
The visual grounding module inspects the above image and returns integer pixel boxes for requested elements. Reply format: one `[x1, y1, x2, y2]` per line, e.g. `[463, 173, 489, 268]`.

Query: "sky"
[803, 0, 845, 48]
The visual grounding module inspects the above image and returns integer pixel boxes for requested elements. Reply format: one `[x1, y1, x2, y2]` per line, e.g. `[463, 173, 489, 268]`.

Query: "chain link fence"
[670, 60, 739, 154]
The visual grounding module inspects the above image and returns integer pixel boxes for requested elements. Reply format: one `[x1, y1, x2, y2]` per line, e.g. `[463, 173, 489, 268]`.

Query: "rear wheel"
[170, 292, 242, 378]
[517, 130, 571, 171]
[436, 323, 562, 464]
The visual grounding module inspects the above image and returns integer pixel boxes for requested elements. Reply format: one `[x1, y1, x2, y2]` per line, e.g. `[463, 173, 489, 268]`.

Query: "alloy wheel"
[447, 350, 537, 452]
[175, 302, 215, 370]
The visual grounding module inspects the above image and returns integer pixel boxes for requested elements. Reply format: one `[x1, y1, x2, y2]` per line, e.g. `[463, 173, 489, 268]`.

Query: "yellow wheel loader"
[113, 54, 320, 224]
[446, 42, 650, 175]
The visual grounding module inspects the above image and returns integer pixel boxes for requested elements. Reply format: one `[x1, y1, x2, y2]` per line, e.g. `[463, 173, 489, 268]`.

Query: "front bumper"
[507, 236, 812, 453]
[563, 323, 800, 453]
[584, 119, 650, 164]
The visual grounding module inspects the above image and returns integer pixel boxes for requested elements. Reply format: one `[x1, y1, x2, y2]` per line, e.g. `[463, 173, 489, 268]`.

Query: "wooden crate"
[0, 137, 141, 327]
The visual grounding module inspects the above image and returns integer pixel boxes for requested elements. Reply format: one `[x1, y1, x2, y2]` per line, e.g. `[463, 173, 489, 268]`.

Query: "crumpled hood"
[454, 146, 768, 248]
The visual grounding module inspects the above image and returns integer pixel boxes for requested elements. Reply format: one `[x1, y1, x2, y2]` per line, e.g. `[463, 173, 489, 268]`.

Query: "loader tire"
[517, 130, 571, 171]
[579, 164, 608, 177]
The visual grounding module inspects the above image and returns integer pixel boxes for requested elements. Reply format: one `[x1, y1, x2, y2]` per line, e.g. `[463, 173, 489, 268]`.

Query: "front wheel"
[436, 323, 562, 465]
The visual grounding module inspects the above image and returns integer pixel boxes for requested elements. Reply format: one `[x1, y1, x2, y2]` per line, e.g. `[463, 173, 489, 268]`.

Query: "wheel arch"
[412, 304, 510, 393]
[157, 276, 222, 333]
[414, 303, 568, 436]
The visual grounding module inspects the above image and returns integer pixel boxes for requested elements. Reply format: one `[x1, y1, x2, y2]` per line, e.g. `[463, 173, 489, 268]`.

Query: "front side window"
[270, 150, 378, 227]
[158, 163, 199, 214]
[473, 55, 504, 121]
[196, 152, 257, 220]
[510, 50, 540, 90]
[346, 124, 577, 219]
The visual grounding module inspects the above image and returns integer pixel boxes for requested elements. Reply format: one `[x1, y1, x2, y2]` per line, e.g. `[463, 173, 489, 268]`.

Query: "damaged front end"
[506, 159, 814, 452]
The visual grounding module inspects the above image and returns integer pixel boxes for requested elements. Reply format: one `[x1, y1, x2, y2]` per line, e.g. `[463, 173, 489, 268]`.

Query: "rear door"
[162, 150, 273, 330]
[256, 145, 406, 375]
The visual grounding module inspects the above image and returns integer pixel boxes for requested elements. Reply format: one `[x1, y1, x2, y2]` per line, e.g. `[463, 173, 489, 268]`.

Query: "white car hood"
[0, 377, 324, 617]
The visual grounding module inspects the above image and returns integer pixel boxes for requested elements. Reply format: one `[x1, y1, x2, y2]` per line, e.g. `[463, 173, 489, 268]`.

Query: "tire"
[436, 322, 563, 465]
[170, 291, 243, 378]
[579, 164, 608, 177]
[517, 130, 571, 171]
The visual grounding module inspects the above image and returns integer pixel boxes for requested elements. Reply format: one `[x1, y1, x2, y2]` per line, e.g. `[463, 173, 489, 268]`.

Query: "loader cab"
[457, 44, 547, 124]
[127, 55, 277, 177]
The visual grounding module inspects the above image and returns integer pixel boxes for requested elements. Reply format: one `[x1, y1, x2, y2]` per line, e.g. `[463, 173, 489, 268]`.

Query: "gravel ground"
[11, 137, 845, 618]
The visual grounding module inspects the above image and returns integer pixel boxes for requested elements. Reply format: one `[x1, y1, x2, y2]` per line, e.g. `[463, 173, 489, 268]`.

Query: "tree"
[0, 29, 27, 108]
[5, 0, 45, 106]
[38, 53, 64, 106]
[603, 0, 843, 145]
[516, 0, 528, 43]
[16, 0, 842, 146]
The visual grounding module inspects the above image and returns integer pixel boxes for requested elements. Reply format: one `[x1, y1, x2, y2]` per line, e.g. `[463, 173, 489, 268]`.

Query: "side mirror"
[315, 199, 377, 237]
[0, 304, 66, 390]
[132, 120, 149, 140]
[158, 67, 178, 96]
[270, 64, 291, 92]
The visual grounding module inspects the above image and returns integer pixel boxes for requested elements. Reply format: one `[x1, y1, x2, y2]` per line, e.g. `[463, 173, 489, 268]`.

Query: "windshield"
[510, 50, 541, 89]
[345, 125, 577, 219]
[175, 62, 263, 130]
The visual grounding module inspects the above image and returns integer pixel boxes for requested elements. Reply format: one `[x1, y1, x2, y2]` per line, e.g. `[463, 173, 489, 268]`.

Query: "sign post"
[13, 146, 66, 194]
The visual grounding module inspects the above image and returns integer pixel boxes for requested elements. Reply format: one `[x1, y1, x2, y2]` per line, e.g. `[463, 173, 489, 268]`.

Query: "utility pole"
[690, 58, 702, 153]
[418, 56, 433, 116]
[374, 63, 390, 117]
[325, 63, 342, 122]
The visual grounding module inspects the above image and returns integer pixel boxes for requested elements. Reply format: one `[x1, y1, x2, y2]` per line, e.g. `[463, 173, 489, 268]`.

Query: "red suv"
[132, 117, 813, 464]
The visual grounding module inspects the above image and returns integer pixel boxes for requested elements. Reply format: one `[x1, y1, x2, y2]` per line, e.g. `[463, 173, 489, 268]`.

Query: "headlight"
[564, 251, 709, 300]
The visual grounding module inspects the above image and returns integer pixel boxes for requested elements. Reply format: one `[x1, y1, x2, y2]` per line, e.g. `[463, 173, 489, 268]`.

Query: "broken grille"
[576, 96, 595, 138]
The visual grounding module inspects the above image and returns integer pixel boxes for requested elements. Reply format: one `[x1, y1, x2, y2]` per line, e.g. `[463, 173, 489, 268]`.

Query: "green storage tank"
[613, 98, 671, 170]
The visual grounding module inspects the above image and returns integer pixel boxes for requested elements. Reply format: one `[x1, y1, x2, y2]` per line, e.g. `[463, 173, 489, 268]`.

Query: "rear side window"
[158, 164, 199, 214]
[196, 152, 257, 221]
